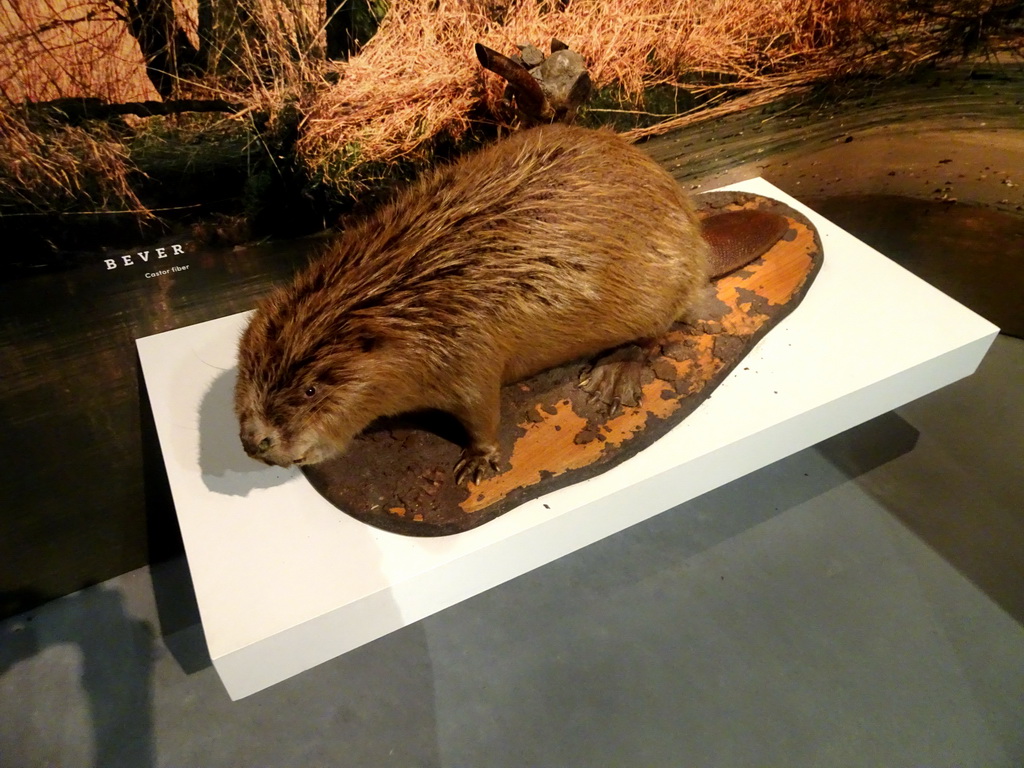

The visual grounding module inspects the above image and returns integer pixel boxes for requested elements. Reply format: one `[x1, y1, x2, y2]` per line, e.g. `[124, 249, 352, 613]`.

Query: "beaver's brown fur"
[235, 123, 709, 482]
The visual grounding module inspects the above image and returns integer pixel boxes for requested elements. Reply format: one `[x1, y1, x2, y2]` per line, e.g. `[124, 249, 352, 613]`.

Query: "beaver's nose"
[241, 432, 273, 457]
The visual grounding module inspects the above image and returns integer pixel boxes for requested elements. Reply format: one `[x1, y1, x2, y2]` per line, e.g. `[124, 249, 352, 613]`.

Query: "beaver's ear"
[356, 333, 377, 354]
[349, 318, 383, 354]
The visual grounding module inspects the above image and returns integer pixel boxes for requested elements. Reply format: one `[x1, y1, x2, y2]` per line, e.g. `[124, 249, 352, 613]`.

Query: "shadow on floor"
[821, 335, 1024, 627]
[148, 558, 211, 674]
[0, 586, 155, 768]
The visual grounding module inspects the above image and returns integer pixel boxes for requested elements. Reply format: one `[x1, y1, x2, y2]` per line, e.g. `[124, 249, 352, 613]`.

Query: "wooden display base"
[303, 191, 823, 536]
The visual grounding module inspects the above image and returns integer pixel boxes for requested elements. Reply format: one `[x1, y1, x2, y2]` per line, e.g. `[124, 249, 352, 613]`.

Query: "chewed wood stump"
[303, 190, 824, 536]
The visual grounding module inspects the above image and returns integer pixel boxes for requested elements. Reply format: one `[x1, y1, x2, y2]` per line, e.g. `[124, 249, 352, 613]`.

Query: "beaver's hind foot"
[454, 445, 500, 486]
[579, 341, 658, 416]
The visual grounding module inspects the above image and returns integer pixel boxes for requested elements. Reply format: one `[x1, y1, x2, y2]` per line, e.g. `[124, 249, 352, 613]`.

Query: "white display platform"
[136, 179, 998, 700]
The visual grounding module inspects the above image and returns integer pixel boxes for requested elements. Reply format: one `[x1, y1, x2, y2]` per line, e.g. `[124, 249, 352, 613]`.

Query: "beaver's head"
[233, 288, 388, 468]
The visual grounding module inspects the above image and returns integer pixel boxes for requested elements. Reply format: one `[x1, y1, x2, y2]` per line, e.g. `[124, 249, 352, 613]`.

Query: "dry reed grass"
[296, 0, 483, 194]
[297, 0, 924, 188]
[1, 0, 1012, 215]
[0, 109, 148, 216]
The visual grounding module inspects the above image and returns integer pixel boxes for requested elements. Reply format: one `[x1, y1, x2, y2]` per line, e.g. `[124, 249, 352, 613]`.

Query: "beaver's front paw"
[454, 445, 500, 486]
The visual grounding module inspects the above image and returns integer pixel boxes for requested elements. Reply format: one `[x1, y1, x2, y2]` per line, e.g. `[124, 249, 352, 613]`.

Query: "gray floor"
[2, 334, 1022, 767]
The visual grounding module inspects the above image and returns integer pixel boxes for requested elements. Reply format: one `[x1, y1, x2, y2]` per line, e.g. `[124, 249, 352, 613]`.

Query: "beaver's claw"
[579, 343, 651, 414]
[455, 447, 500, 486]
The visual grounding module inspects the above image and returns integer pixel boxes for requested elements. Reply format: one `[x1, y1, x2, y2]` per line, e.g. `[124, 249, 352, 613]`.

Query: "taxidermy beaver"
[235, 123, 785, 484]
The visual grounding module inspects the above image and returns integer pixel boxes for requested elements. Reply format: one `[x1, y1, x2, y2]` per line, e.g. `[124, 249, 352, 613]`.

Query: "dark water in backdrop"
[647, 58, 1024, 336]
[0, 237, 323, 617]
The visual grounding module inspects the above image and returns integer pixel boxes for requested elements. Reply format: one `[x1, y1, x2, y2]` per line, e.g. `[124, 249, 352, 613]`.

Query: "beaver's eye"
[305, 386, 316, 398]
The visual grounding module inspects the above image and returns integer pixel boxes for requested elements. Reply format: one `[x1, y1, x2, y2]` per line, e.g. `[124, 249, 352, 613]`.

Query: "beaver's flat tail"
[702, 209, 790, 279]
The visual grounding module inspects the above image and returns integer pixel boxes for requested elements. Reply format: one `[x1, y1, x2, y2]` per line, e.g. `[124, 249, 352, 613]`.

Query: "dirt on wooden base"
[303, 191, 823, 535]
